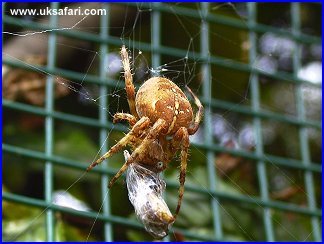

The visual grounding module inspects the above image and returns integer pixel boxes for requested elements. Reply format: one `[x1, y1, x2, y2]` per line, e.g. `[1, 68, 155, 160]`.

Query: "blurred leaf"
[127, 228, 152, 242]
[2, 192, 40, 220]
[3, 215, 46, 241]
[165, 166, 253, 240]
[54, 126, 98, 162]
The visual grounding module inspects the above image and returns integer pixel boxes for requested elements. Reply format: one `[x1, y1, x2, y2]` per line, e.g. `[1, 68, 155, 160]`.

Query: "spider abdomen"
[135, 77, 193, 135]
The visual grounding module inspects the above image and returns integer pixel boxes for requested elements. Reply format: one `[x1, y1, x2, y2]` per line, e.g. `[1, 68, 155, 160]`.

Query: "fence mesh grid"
[2, 2, 322, 242]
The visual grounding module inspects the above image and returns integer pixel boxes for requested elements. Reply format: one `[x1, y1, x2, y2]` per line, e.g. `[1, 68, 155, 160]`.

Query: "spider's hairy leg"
[108, 118, 167, 188]
[120, 45, 139, 119]
[185, 86, 204, 135]
[168, 127, 189, 219]
[86, 117, 150, 172]
[113, 112, 137, 127]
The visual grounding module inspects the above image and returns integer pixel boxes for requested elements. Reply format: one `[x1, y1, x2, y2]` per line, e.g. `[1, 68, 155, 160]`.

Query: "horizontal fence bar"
[3, 4, 321, 45]
[3, 100, 321, 173]
[2, 144, 322, 218]
[123, 2, 321, 45]
[3, 16, 321, 89]
[2, 192, 226, 242]
[203, 97, 321, 130]
[2, 58, 123, 89]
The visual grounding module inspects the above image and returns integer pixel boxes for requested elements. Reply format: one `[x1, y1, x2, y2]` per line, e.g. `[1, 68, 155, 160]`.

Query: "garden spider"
[87, 45, 203, 220]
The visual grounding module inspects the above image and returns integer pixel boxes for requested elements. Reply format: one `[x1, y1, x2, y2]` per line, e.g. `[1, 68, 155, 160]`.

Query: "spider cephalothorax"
[87, 45, 203, 220]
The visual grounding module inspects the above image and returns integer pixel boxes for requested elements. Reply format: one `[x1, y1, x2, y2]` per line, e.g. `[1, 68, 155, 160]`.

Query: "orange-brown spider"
[87, 45, 203, 220]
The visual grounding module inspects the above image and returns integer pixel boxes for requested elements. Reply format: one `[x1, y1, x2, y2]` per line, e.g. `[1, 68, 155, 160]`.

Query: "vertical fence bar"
[44, 2, 59, 241]
[151, 2, 161, 70]
[247, 2, 274, 241]
[99, 3, 113, 241]
[151, 3, 172, 242]
[291, 3, 321, 241]
[201, 2, 223, 239]
[2, 3, 5, 33]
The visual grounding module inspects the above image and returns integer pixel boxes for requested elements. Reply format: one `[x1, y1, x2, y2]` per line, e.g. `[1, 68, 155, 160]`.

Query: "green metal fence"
[2, 2, 322, 242]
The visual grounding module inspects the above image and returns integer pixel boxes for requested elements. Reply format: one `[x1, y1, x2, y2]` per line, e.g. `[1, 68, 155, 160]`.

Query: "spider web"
[2, 2, 321, 242]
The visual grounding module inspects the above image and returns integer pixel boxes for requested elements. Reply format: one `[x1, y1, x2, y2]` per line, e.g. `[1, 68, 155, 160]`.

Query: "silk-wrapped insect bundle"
[124, 150, 174, 239]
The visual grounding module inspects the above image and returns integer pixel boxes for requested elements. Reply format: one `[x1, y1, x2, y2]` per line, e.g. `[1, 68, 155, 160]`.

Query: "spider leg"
[86, 117, 150, 171]
[120, 45, 139, 119]
[168, 127, 189, 219]
[113, 112, 137, 126]
[186, 86, 204, 135]
[108, 118, 167, 188]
